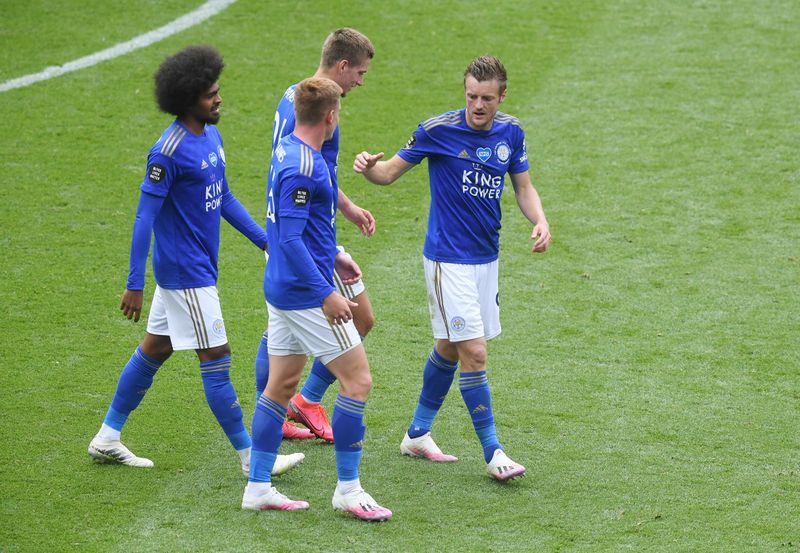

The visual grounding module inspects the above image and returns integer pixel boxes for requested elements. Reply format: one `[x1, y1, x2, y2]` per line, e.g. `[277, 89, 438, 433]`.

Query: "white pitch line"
[0, 0, 237, 93]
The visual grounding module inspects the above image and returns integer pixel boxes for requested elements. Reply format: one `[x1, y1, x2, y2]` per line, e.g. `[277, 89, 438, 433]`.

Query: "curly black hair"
[154, 45, 224, 116]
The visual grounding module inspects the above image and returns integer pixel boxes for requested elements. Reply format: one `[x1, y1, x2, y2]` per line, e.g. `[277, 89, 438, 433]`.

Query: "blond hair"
[294, 77, 343, 125]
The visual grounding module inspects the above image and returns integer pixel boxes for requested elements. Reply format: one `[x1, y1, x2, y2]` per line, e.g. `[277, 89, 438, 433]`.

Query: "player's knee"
[140, 335, 173, 362]
[200, 343, 231, 361]
[341, 370, 372, 400]
[461, 342, 487, 370]
[265, 375, 301, 404]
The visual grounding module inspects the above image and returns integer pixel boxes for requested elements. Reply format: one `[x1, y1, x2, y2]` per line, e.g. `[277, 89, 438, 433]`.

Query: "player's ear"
[499, 88, 507, 103]
[337, 59, 349, 74]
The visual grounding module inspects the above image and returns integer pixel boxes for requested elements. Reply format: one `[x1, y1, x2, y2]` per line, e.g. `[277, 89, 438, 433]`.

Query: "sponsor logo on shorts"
[212, 318, 225, 336]
[450, 316, 466, 333]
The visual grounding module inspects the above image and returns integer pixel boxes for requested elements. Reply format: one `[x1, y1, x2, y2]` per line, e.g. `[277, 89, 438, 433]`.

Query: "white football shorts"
[266, 301, 361, 365]
[423, 257, 501, 342]
[265, 247, 366, 299]
[146, 285, 228, 350]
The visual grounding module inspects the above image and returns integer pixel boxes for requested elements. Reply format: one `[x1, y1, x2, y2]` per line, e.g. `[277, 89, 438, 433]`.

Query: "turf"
[1, 0, 798, 551]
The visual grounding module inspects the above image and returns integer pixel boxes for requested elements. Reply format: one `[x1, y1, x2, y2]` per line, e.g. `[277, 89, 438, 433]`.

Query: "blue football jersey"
[397, 109, 529, 264]
[264, 134, 339, 309]
[273, 85, 340, 188]
[140, 121, 230, 288]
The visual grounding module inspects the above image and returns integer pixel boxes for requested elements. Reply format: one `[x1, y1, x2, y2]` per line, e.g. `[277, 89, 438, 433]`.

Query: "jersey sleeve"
[126, 191, 165, 290]
[140, 151, 177, 197]
[277, 174, 317, 220]
[396, 125, 429, 165]
[508, 125, 530, 174]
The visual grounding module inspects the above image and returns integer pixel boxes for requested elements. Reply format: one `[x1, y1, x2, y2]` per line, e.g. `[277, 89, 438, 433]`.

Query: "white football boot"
[88, 437, 154, 468]
[241, 452, 305, 477]
[486, 449, 526, 481]
[400, 432, 458, 462]
[332, 487, 392, 521]
[241, 484, 309, 511]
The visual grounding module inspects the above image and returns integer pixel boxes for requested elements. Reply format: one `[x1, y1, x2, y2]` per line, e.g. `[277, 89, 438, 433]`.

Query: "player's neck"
[180, 116, 205, 136]
[314, 67, 337, 84]
[293, 124, 325, 151]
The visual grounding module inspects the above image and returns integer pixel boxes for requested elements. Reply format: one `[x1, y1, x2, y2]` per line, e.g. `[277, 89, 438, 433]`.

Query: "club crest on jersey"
[476, 147, 491, 162]
[450, 316, 466, 333]
[217, 145, 226, 166]
[148, 163, 166, 183]
[209, 152, 218, 167]
[495, 141, 510, 163]
[293, 187, 309, 206]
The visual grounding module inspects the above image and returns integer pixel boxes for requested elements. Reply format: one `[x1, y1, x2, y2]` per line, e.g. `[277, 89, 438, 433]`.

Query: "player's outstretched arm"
[353, 152, 415, 185]
[338, 189, 376, 236]
[510, 171, 551, 253]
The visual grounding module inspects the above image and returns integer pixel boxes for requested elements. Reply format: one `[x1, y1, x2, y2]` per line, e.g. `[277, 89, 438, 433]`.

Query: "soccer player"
[256, 28, 377, 442]
[242, 77, 391, 520]
[88, 45, 303, 478]
[353, 55, 551, 481]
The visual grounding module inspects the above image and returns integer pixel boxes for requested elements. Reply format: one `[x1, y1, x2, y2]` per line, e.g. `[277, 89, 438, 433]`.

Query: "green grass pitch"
[1, 1, 798, 551]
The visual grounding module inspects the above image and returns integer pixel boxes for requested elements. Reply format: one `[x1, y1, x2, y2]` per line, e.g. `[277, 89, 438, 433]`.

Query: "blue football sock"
[300, 358, 337, 403]
[105, 347, 163, 431]
[459, 371, 502, 462]
[408, 348, 458, 438]
[254, 332, 269, 399]
[200, 356, 251, 451]
[332, 395, 366, 482]
[249, 395, 286, 483]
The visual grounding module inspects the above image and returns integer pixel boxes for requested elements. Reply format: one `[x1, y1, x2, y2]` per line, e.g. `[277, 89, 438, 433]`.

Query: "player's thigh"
[423, 258, 484, 342]
[325, 344, 371, 400]
[349, 289, 375, 337]
[149, 286, 228, 351]
[264, 353, 307, 403]
[267, 302, 360, 366]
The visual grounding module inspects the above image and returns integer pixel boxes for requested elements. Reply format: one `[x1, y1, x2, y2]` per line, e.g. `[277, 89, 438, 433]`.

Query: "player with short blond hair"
[243, 77, 391, 520]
